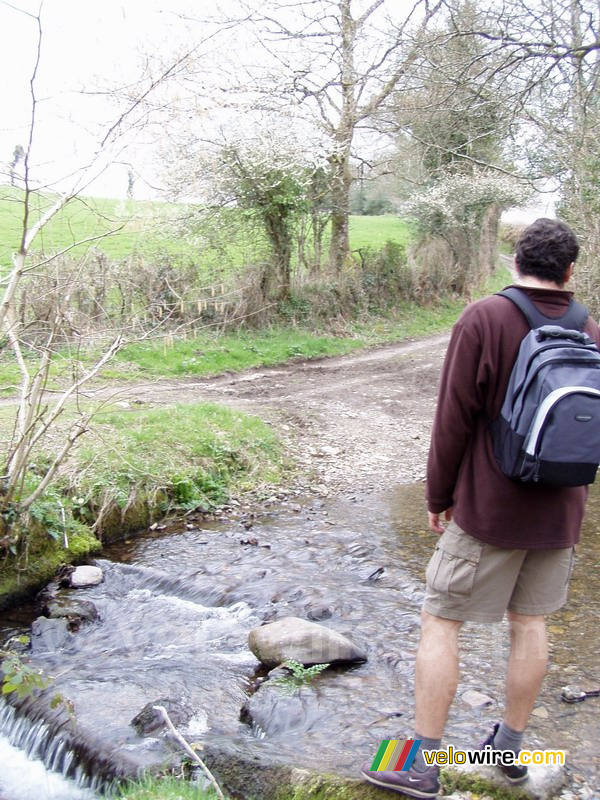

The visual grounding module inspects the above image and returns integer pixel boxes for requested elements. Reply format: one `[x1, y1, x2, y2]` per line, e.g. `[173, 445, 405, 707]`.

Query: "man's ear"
[564, 262, 575, 284]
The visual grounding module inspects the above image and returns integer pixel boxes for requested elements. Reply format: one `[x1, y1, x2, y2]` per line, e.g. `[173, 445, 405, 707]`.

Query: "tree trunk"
[264, 214, 292, 302]
[479, 203, 501, 276]
[328, 148, 353, 273]
[328, 0, 356, 274]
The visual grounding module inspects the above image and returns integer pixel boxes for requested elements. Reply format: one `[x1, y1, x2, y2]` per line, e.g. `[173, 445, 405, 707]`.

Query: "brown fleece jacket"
[426, 285, 600, 549]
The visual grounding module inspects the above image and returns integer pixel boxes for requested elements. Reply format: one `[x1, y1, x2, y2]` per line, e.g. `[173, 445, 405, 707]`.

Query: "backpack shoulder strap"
[497, 286, 589, 331]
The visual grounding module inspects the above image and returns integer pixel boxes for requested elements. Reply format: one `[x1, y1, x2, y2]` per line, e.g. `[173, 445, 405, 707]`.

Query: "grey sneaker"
[360, 762, 441, 797]
[480, 723, 528, 784]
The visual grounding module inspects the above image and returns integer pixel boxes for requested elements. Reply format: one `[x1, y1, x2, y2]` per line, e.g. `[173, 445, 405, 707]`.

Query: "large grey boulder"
[248, 616, 367, 668]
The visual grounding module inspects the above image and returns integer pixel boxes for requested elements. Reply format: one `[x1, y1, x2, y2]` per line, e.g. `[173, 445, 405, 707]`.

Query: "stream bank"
[1, 484, 598, 799]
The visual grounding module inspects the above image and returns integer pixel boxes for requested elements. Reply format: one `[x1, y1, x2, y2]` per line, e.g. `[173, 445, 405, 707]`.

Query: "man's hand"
[428, 508, 453, 534]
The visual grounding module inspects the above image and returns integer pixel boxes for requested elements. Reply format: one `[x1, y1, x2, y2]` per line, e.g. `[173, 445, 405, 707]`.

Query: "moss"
[273, 775, 387, 800]
[442, 768, 533, 800]
[0, 524, 101, 610]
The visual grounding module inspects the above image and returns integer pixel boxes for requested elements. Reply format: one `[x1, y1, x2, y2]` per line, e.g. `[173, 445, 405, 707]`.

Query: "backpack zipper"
[513, 355, 600, 429]
[525, 386, 600, 456]
[513, 343, 600, 406]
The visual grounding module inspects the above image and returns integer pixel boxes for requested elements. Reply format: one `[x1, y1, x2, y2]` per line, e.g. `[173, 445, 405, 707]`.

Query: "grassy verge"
[72, 402, 284, 521]
[0, 402, 283, 607]
[116, 775, 222, 800]
[0, 287, 498, 392]
[102, 265, 511, 380]
[105, 328, 365, 380]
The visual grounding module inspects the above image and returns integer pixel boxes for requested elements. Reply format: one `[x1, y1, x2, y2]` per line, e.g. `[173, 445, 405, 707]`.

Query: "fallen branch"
[152, 705, 226, 800]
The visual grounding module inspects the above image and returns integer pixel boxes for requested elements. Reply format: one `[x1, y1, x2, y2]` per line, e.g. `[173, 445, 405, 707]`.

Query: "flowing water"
[0, 483, 598, 797]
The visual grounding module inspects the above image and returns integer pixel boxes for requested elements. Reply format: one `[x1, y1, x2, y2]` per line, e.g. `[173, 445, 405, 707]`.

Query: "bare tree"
[0, 3, 211, 550]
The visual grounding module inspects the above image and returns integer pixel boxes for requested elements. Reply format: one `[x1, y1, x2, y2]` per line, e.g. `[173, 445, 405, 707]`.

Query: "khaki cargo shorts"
[423, 521, 575, 622]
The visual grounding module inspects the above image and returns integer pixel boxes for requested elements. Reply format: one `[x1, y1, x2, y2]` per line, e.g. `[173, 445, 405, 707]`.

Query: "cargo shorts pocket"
[426, 527, 484, 598]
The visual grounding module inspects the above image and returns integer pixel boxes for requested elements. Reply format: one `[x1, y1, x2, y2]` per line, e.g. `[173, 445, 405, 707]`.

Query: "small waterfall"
[0, 700, 103, 799]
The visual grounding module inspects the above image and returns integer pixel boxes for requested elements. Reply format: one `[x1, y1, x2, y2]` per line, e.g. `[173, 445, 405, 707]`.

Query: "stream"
[0, 482, 598, 798]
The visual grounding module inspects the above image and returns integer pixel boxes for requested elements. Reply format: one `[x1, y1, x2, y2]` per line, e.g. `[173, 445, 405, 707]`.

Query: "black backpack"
[491, 287, 600, 486]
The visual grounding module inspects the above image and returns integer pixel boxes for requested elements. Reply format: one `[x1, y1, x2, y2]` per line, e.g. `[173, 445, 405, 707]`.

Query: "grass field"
[0, 185, 410, 270]
[0, 187, 182, 267]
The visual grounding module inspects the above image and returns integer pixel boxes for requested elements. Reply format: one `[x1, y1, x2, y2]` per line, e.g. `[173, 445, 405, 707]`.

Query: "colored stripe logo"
[369, 739, 422, 771]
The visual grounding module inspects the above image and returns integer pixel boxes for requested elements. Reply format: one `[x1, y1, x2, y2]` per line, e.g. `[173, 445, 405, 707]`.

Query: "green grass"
[73, 402, 283, 505]
[108, 328, 364, 379]
[116, 775, 224, 800]
[0, 187, 181, 268]
[0, 185, 410, 272]
[348, 215, 412, 250]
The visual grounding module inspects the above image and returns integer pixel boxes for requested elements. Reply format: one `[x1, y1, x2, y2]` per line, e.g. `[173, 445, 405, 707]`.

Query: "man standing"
[362, 218, 600, 797]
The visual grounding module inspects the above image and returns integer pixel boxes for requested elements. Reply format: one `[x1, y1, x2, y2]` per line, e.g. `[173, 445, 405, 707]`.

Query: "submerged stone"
[131, 698, 192, 736]
[241, 684, 326, 737]
[248, 616, 368, 668]
[30, 617, 71, 652]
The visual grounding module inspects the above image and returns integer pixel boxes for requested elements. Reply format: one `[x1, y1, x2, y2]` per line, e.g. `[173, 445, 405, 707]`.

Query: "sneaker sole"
[500, 770, 529, 785]
[361, 770, 439, 798]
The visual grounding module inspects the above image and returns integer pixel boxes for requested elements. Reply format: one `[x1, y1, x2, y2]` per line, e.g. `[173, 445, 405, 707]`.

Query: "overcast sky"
[0, 0, 556, 218]
[0, 0, 205, 198]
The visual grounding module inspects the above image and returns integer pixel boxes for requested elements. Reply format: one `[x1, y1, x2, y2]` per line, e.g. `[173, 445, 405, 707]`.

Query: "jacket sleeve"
[426, 313, 487, 513]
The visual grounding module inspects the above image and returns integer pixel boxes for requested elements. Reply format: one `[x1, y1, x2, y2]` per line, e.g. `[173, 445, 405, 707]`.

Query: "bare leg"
[415, 610, 463, 738]
[504, 611, 548, 731]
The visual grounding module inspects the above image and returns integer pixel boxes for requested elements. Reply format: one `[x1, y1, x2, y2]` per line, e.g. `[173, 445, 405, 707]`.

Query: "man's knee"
[418, 609, 463, 658]
[507, 611, 548, 660]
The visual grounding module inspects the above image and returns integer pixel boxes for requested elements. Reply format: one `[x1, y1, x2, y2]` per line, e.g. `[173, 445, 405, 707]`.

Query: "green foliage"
[0, 636, 51, 699]
[271, 660, 330, 692]
[116, 774, 225, 800]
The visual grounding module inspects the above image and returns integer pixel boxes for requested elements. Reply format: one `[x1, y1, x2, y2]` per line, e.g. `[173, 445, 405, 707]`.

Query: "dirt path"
[98, 333, 449, 495]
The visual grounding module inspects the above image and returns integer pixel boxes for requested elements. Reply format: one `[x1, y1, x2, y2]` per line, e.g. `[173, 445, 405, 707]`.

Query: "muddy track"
[93, 332, 450, 494]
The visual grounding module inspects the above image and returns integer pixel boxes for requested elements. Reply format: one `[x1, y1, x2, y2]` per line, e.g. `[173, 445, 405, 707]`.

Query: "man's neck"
[514, 275, 567, 291]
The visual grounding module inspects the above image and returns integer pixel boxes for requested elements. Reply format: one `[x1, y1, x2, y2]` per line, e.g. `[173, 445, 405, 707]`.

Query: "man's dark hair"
[515, 218, 579, 284]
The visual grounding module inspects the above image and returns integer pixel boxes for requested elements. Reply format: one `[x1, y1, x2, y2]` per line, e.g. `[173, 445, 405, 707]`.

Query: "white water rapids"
[0, 732, 97, 800]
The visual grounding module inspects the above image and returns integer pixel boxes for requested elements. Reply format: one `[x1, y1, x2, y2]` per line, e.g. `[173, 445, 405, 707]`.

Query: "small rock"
[70, 566, 103, 588]
[131, 699, 192, 736]
[306, 606, 333, 621]
[461, 689, 494, 708]
[532, 706, 550, 718]
[46, 597, 100, 630]
[241, 683, 326, 737]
